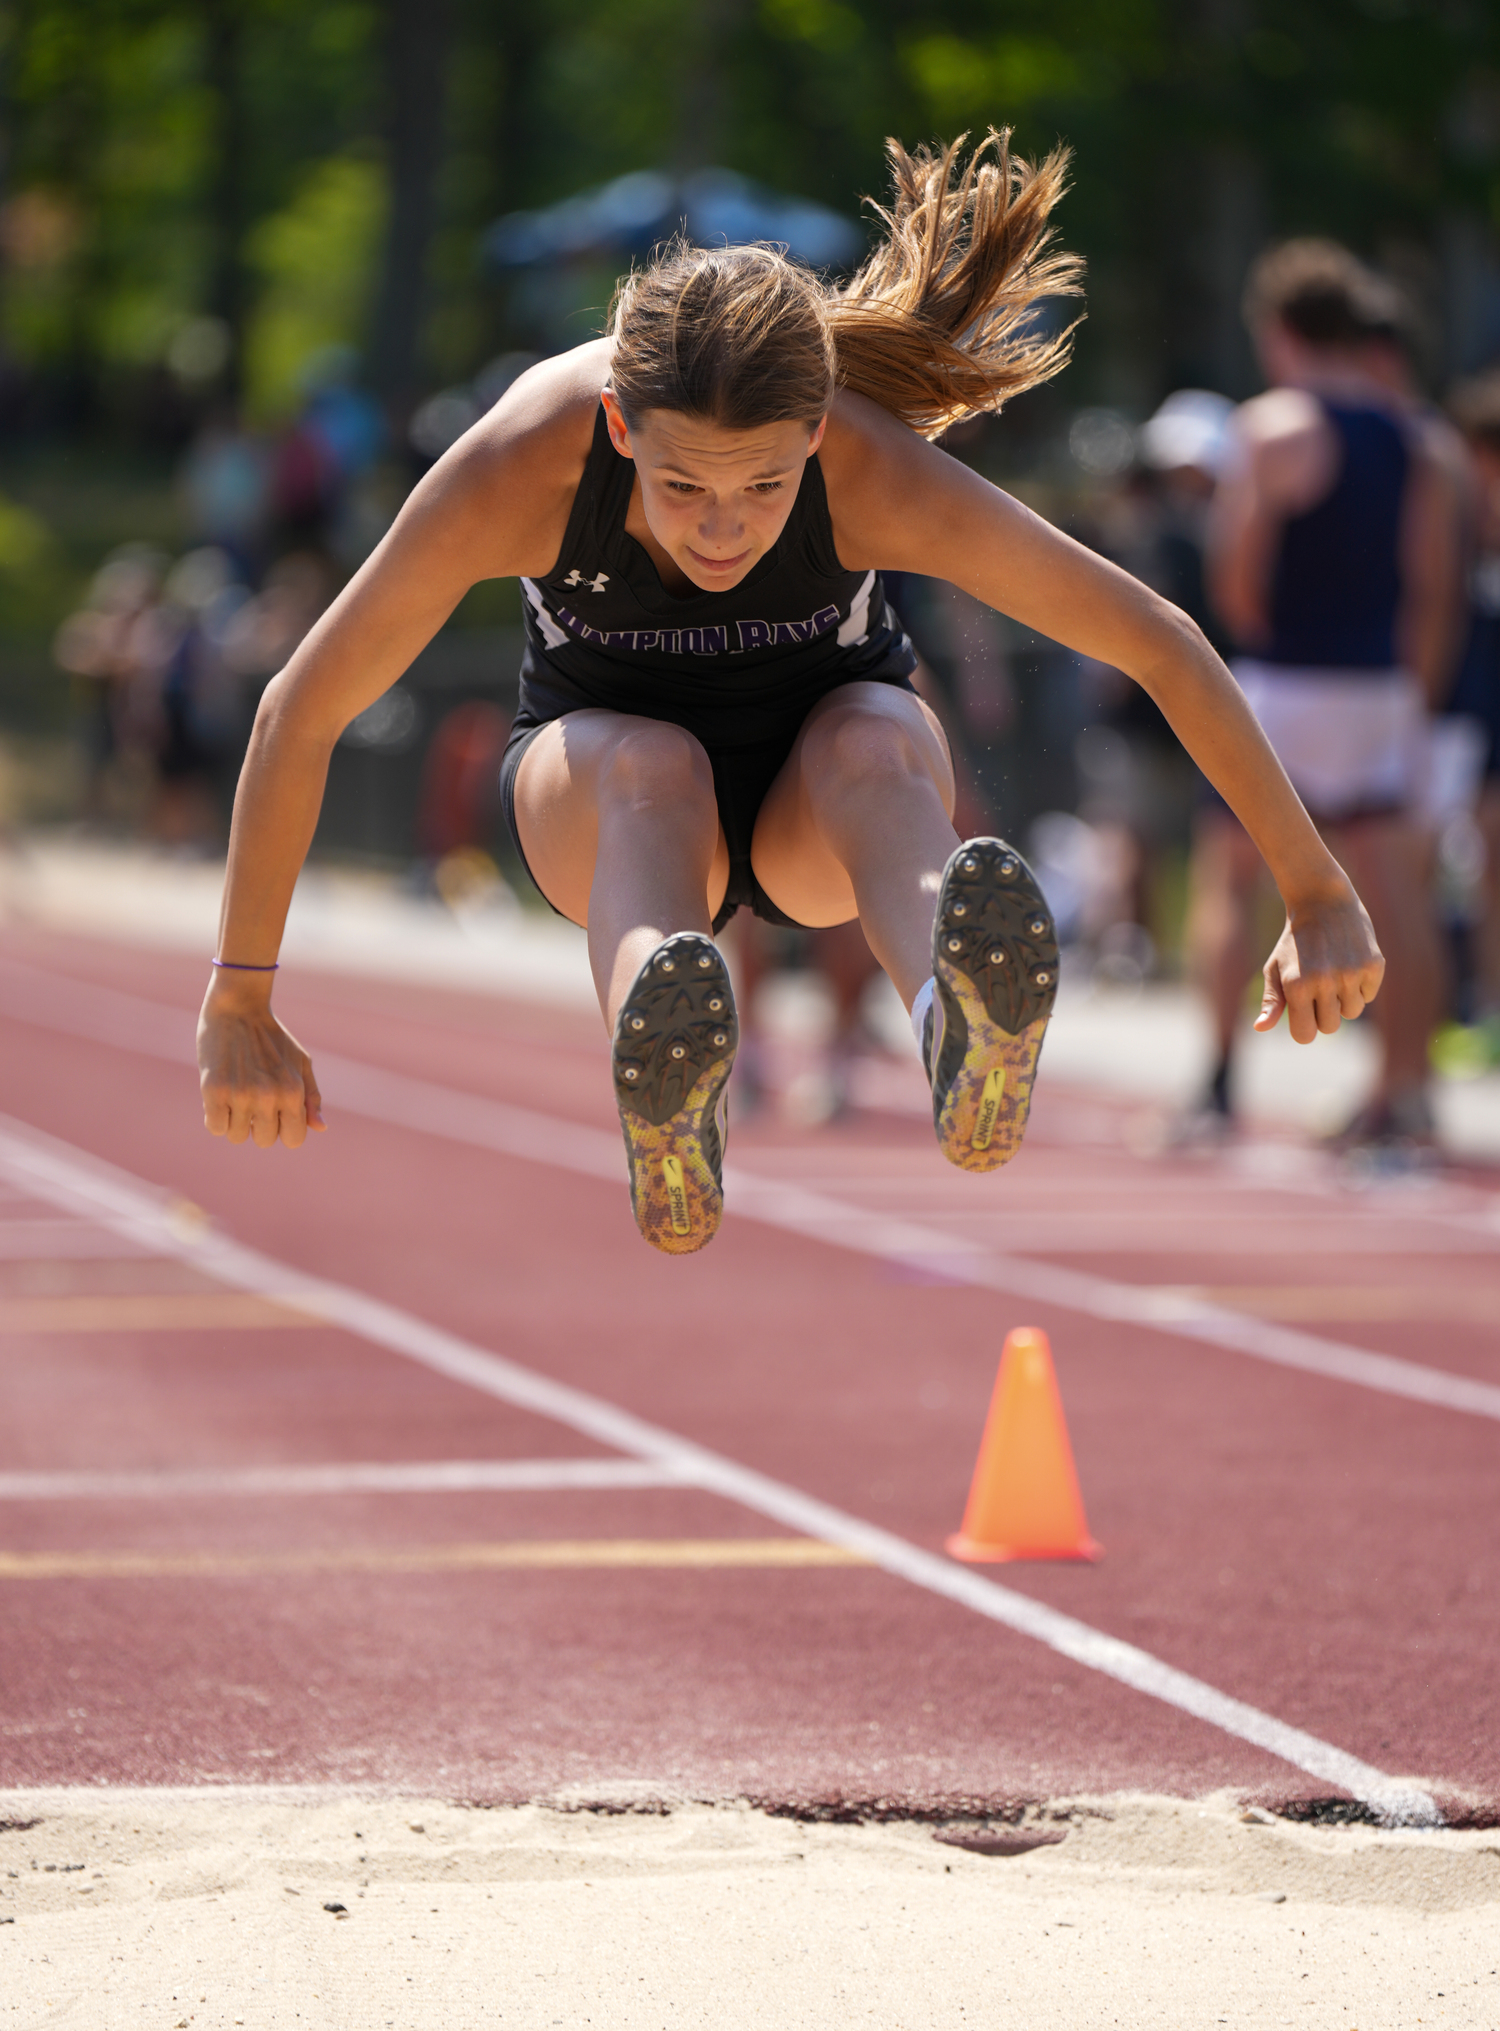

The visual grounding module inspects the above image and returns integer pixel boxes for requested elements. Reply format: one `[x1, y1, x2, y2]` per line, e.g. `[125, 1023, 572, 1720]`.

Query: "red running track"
[0, 925, 1496, 1822]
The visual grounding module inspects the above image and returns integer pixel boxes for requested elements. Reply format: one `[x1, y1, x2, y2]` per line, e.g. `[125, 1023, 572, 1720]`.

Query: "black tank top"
[1264, 399, 1410, 671]
[517, 401, 917, 745]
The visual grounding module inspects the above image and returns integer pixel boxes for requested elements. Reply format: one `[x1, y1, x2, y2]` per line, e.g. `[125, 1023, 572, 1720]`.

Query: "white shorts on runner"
[1234, 660, 1427, 823]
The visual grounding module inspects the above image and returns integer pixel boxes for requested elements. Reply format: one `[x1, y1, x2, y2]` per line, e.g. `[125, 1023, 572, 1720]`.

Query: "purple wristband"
[212, 958, 280, 972]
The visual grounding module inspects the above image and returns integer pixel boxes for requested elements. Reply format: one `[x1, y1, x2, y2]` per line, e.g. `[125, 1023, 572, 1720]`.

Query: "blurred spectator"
[1136, 391, 1236, 642]
[141, 548, 252, 848]
[729, 915, 888, 1124]
[269, 348, 386, 560]
[55, 543, 256, 848]
[1069, 391, 1235, 983]
[884, 567, 1013, 834]
[178, 408, 271, 578]
[413, 699, 514, 909]
[1443, 370, 1500, 1045]
[52, 544, 170, 820]
[408, 353, 541, 468]
[221, 550, 337, 679]
[1189, 239, 1463, 1153]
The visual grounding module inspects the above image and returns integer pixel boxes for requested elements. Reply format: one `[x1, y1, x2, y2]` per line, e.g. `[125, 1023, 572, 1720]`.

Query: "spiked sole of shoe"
[612, 932, 737, 1255]
[929, 839, 1058, 1174]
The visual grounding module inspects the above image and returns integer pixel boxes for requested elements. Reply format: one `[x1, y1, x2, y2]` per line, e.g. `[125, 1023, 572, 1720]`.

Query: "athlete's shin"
[783, 694, 959, 1007]
[588, 722, 726, 1024]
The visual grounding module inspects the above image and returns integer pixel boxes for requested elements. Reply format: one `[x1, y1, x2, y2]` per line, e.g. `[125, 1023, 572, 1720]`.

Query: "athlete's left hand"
[1255, 884, 1385, 1043]
[198, 975, 326, 1148]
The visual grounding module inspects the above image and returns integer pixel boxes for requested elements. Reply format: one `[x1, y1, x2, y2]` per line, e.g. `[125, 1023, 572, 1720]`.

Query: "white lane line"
[0, 1458, 693, 1501]
[0, 958, 1495, 1424]
[0, 1113, 1440, 1828]
[720, 1172, 1500, 1423]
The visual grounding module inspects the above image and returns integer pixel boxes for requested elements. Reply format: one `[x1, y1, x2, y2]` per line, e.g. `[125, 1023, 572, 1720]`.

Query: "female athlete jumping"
[198, 133, 1384, 1253]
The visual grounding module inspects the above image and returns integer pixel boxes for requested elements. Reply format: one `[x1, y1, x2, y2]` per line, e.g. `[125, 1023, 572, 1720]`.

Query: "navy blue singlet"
[500, 400, 919, 929]
[1263, 399, 1410, 671]
[1448, 560, 1500, 778]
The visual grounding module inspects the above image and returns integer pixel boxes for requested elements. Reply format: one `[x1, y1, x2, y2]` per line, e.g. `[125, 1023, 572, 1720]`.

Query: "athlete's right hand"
[197, 974, 325, 1148]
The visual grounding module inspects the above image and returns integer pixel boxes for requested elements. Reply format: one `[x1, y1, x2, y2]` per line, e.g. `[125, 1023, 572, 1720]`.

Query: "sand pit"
[2, 1789, 1498, 2028]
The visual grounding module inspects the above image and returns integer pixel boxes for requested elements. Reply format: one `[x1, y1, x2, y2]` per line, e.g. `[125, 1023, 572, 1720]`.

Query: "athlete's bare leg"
[748, 681, 959, 1008]
[1329, 813, 1443, 1103]
[1184, 807, 1266, 1074]
[1475, 783, 1500, 1018]
[1187, 803, 1441, 1115]
[513, 710, 730, 1022]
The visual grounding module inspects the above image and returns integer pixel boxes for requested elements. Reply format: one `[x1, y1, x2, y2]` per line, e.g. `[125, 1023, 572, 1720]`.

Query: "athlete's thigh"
[513, 709, 728, 926]
[751, 681, 954, 927]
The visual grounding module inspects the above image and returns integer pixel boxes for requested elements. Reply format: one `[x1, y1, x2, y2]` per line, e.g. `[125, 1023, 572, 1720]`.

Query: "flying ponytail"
[829, 130, 1083, 437]
[609, 129, 1083, 441]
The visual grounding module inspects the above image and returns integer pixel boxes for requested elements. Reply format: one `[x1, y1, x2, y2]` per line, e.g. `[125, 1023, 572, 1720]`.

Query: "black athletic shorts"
[499, 670, 919, 934]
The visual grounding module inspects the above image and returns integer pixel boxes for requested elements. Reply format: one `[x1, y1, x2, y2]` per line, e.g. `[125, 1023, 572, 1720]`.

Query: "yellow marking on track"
[0, 1292, 316, 1334]
[0, 1538, 871, 1579]
[661, 1154, 691, 1236]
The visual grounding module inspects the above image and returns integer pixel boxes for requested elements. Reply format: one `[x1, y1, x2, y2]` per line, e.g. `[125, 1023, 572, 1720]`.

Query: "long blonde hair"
[609, 130, 1083, 441]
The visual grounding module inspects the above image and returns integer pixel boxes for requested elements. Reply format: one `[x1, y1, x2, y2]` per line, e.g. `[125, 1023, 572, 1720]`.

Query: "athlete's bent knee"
[601, 722, 715, 817]
[803, 703, 931, 790]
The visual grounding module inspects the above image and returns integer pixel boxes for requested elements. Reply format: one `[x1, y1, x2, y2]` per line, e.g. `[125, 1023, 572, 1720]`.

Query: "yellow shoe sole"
[928, 839, 1058, 1174]
[613, 933, 736, 1256]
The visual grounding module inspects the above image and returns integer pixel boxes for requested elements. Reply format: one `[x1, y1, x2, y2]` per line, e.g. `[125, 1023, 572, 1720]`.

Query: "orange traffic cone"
[945, 1326, 1101, 1563]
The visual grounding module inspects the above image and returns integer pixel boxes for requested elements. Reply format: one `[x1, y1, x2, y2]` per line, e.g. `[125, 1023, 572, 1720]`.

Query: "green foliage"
[902, 32, 1089, 125]
[0, 482, 76, 723]
[3, 5, 210, 369]
[0, 494, 52, 576]
[761, 0, 864, 59]
[1, 0, 381, 391]
[243, 155, 386, 420]
[0, 0, 1498, 416]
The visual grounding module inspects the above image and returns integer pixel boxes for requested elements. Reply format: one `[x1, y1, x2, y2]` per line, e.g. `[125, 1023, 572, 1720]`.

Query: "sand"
[1, 1789, 1498, 2029]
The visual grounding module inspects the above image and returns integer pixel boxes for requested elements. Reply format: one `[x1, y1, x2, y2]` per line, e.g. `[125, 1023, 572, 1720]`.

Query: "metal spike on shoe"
[612, 932, 738, 1254]
[926, 838, 1058, 1172]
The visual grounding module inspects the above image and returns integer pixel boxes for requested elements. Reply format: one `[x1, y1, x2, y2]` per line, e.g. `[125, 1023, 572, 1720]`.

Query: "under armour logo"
[563, 568, 610, 593]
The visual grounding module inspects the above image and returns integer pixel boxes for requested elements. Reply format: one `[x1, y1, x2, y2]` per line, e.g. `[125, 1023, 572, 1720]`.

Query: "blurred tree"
[242, 152, 384, 419]
[366, 0, 452, 417]
[0, 0, 1498, 435]
[203, 0, 249, 402]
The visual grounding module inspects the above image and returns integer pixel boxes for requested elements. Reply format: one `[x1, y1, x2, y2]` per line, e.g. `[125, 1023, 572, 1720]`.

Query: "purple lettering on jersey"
[553, 601, 850, 659]
[559, 607, 607, 645]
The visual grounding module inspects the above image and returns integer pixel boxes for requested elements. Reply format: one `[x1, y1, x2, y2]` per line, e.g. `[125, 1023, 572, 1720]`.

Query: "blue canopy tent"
[484, 167, 865, 273]
[404, 172, 865, 460]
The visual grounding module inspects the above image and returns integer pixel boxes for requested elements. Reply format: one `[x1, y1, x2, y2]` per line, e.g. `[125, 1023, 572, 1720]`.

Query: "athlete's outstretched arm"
[821, 394, 1384, 1043]
[198, 345, 605, 1148]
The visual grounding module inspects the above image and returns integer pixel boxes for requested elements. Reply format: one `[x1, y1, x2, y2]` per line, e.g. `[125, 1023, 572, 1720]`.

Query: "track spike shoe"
[926, 838, 1058, 1172]
[612, 932, 737, 1254]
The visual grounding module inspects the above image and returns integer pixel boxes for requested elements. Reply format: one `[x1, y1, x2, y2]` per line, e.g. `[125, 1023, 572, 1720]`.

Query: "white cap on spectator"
[1138, 389, 1235, 478]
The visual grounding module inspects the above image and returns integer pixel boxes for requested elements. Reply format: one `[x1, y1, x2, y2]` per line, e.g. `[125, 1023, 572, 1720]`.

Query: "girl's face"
[602, 391, 826, 593]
